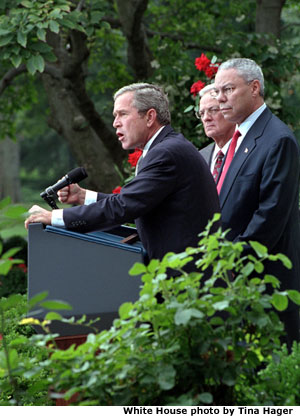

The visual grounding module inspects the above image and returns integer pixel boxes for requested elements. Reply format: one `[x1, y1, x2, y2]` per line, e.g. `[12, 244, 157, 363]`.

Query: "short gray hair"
[199, 83, 216, 97]
[114, 83, 171, 125]
[218, 58, 265, 97]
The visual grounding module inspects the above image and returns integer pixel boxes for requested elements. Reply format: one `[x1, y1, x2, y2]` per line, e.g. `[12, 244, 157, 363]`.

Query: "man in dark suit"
[25, 83, 220, 263]
[198, 84, 235, 181]
[213, 58, 300, 349]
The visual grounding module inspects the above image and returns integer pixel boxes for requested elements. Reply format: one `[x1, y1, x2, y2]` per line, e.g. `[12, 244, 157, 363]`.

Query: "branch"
[101, 15, 222, 53]
[75, 0, 86, 12]
[0, 63, 63, 97]
[146, 29, 223, 53]
[0, 64, 27, 96]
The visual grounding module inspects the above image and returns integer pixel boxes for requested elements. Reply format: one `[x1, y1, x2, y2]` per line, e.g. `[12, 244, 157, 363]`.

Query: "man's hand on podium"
[25, 205, 52, 229]
[58, 184, 86, 205]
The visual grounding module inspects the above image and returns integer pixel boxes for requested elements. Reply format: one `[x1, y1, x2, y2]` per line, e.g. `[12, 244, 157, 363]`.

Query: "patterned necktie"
[217, 130, 241, 194]
[212, 150, 224, 182]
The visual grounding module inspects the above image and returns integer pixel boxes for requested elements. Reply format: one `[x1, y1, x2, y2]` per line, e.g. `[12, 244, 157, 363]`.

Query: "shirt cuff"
[51, 209, 65, 227]
[85, 190, 98, 205]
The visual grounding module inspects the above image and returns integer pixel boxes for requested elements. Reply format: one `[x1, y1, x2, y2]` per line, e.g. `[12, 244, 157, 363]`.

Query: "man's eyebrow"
[113, 109, 126, 116]
[217, 82, 235, 88]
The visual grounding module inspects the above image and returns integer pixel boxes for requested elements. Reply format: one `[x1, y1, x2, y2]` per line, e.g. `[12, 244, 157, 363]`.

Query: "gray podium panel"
[28, 223, 146, 336]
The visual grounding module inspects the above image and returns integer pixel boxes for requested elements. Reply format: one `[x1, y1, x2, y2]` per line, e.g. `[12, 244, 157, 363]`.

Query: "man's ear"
[252, 79, 261, 97]
[146, 108, 157, 126]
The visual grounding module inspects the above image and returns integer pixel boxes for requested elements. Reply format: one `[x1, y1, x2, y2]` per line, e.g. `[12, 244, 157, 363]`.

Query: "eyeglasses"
[210, 80, 254, 98]
[210, 86, 236, 98]
[196, 107, 220, 120]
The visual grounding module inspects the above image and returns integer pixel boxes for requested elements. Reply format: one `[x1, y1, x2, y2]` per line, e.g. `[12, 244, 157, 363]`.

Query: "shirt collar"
[238, 103, 266, 138]
[142, 126, 165, 157]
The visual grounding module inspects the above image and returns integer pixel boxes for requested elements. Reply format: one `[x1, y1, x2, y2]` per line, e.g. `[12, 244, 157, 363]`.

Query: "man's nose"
[202, 111, 212, 121]
[216, 90, 226, 102]
[113, 116, 120, 128]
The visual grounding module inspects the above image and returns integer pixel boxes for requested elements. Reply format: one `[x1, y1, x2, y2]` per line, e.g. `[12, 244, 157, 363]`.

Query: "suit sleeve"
[236, 135, 300, 251]
[62, 146, 178, 232]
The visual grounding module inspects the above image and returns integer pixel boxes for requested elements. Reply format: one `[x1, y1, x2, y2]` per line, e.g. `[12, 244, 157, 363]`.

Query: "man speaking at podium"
[25, 83, 220, 264]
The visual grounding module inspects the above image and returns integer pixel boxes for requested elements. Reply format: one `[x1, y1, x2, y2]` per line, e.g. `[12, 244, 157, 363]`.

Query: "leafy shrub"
[0, 294, 52, 405]
[0, 236, 28, 297]
[1, 215, 300, 406]
[0, 215, 297, 406]
[238, 342, 300, 405]
[0, 199, 28, 297]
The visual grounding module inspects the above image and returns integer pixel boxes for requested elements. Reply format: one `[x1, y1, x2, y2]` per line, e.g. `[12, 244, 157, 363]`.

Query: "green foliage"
[0, 294, 53, 405]
[0, 0, 84, 74]
[0, 267, 27, 298]
[0, 197, 27, 233]
[1, 215, 299, 406]
[239, 342, 300, 405]
[0, 199, 28, 297]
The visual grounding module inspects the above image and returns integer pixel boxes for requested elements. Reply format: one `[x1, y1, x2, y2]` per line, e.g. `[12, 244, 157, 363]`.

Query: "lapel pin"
[244, 148, 248, 153]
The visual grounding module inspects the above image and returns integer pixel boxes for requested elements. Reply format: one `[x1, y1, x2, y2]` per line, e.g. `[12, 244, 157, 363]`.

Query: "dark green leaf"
[17, 31, 27, 48]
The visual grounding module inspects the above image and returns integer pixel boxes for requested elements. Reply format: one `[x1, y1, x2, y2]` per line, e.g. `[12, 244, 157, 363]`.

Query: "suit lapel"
[137, 125, 173, 172]
[219, 107, 272, 208]
[148, 124, 173, 149]
[200, 143, 215, 166]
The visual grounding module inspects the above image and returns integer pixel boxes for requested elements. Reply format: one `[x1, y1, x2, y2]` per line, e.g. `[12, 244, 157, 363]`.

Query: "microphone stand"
[40, 190, 59, 210]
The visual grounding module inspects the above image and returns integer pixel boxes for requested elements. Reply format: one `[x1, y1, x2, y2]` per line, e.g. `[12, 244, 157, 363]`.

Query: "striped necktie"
[212, 150, 224, 182]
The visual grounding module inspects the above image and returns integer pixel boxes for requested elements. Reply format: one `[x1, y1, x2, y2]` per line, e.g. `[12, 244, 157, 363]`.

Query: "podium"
[27, 223, 147, 337]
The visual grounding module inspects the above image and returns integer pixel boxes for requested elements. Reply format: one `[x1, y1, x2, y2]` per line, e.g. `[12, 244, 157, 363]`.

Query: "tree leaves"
[26, 55, 45, 75]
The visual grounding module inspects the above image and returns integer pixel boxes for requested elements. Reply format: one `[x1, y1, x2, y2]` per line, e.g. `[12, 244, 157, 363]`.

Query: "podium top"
[45, 225, 145, 254]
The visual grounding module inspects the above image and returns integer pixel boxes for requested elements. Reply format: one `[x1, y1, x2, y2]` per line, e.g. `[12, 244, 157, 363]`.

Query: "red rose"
[190, 80, 205, 97]
[195, 53, 211, 71]
[112, 186, 122, 194]
[204, 64, 219, 79]
[128, 149, 142, 167]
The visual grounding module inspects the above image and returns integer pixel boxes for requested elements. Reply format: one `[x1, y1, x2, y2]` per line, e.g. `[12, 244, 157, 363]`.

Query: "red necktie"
[212, 150, 224, 182]
[217, 130, 241, 194]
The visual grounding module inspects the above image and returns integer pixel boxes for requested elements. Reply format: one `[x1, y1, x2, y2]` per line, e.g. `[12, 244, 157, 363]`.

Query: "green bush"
[0, 294, 52, 405]
[1, 214, 300, 405]
[1, 215, 298, 406]
[239, 342, 300, 405]
[0, 235, 28, 298]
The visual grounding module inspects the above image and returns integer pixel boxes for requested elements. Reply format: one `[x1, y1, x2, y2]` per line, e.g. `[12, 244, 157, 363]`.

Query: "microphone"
[40, 167, 88, 209]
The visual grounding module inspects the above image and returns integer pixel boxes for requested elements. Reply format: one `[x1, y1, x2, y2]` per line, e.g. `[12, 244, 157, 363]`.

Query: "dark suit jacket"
[218, 107, 300, 295]
[200, 142, 215, 167]
[63, 125, 220, 261]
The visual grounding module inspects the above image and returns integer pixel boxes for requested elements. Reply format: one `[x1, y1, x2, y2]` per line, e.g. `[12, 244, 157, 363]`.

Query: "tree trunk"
[41, 30, 123, 193]
[115, 0, 153, 80]
[42, 72, 120, 192]
[256, 0, 286, 37]
[0, 138, 21, 202]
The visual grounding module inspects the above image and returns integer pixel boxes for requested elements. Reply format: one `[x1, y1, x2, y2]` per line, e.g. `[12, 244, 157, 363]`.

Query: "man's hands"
[24, 184, 87, 229]
[57, 184, 86, 205]
[24, 205, 52, 229]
